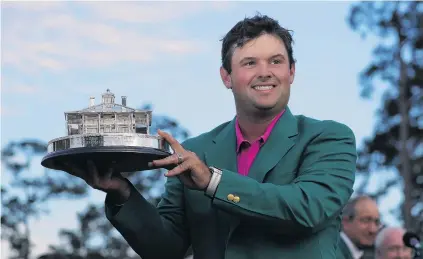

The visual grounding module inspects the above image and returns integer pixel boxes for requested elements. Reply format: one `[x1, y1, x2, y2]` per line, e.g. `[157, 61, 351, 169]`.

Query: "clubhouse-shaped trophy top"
[64, 89, 152, 136]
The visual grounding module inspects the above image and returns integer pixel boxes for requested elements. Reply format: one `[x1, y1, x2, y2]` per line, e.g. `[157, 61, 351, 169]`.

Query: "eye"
[244, 61, 255, 66]
[271, 59, 282, 64]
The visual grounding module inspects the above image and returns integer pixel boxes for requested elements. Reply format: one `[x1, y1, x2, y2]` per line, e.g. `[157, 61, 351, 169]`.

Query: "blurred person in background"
[375, 227, 413, 259]
[337, 196, 381, 259]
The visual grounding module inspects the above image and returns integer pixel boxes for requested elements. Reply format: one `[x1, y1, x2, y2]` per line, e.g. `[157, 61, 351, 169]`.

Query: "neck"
[236, 109, 281, 142]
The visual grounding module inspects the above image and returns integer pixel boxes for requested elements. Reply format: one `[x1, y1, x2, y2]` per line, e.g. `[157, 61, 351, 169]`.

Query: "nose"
[257, 63, 272, 80]
[369, 221, 380, 233]
[398, 249, 412, 259]
[390, 247, 412, 259]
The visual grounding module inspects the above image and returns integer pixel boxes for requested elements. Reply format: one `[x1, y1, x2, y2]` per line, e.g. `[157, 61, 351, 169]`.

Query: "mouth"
[252, 85, 276, 91]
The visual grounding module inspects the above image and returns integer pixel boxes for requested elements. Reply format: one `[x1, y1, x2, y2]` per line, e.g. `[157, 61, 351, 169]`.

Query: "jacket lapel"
[247, 107, 298, 182]
[204, 118, 238, 172]
[338, 237, 354, 259]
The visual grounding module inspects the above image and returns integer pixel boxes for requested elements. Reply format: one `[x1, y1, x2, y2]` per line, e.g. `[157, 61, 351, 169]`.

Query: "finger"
[158, 130, 184, 153]
[149, 153, 180, 168]
[177, 173, 196, 189]
[105, 168, 114, 179]
[86, 160, 101, 184]
[97, 168, 114, 189]
[166, 161, 190, 177]
[58, 161, 86, 179]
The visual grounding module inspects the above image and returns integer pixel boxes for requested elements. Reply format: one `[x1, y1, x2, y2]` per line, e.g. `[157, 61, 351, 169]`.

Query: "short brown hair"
[220, 13, 296, 74]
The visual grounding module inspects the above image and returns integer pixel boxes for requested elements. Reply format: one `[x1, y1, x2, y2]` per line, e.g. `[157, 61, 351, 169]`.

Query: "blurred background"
[1, 1, 422, 259]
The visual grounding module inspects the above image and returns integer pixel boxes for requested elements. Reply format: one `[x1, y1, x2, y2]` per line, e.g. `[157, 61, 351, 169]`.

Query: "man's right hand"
[58, 160, 131, 204]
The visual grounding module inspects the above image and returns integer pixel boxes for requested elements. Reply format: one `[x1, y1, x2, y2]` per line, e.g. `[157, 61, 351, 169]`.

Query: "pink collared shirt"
[235, 110, 285, 176]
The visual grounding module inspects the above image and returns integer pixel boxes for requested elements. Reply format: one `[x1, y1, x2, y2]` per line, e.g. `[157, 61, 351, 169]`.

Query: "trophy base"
[41, 146, 171, 175]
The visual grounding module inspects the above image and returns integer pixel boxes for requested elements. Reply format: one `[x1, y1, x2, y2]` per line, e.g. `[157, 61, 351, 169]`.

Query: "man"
[337, 196, 380, 259]
[59, 14, 357, 259]
[375, 227, 413, 259]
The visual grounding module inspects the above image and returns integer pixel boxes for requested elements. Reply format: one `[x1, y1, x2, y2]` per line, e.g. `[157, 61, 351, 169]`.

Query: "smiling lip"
[252, 84, 276, 90]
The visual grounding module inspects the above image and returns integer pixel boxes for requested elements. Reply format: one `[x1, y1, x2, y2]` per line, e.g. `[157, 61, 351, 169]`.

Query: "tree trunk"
[23, 219, 31, 259]
[397, 20, 414, 231]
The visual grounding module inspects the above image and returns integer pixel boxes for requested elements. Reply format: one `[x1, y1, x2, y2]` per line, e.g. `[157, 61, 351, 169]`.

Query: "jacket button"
[233, 196, 240, 203]
[227, 194, 234, 201]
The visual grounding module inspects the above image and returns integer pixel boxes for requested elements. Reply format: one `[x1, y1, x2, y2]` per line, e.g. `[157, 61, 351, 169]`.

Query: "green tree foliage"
[347, 1, 423, 233]
[1, 104, 191, 259]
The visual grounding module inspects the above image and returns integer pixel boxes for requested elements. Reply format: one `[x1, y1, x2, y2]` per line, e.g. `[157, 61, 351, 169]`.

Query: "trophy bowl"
[41, 89, 172, 177]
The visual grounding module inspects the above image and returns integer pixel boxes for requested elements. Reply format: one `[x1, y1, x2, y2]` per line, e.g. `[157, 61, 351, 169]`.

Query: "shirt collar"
[341, 232, 364, 259]
[235, 109, 285, 153]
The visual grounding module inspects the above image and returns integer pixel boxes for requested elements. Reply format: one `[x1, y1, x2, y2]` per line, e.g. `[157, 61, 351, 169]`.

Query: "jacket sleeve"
[211, 121, 357, 235]
[105, 159, 190, 259]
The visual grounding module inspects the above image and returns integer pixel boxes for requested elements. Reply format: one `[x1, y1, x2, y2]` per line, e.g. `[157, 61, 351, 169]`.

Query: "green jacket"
[105, 108, 357, 259]
[336, 236, 354, 259]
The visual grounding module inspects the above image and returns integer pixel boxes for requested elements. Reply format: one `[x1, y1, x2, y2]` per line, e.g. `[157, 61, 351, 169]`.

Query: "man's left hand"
[149, 130, 212, 190]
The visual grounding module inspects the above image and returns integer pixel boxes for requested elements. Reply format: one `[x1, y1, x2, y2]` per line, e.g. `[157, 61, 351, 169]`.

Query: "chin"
[359, 240, 374, 248]
[254, 101, 280, 109]
[254, 105, 277, 112]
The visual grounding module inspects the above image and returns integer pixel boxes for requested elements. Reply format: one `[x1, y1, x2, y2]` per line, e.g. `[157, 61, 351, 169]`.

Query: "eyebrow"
[239, 53, 286, 64]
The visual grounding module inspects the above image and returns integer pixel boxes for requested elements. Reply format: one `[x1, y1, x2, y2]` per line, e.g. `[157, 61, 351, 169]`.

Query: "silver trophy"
[41, 89, 171, 175]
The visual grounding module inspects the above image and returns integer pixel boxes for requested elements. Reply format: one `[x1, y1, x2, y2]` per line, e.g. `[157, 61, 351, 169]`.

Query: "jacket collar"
[206, 107, 298, 182]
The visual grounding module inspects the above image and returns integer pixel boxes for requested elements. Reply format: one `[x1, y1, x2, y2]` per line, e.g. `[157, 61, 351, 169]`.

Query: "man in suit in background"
[337, 196, 380, 259]
[59, 14, 358, 259]
[375, 227, 413, 259]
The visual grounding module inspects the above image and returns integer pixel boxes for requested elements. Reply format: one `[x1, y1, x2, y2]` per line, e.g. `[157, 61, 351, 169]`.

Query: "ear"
[220, 66, 232, 89]
[289, 62, 296, 85]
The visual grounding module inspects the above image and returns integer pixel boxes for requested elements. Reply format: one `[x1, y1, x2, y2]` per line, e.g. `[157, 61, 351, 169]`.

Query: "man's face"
[220, 33, 295, 115]
[343, 198, 380, 247]
[377, 229, 413, 259]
